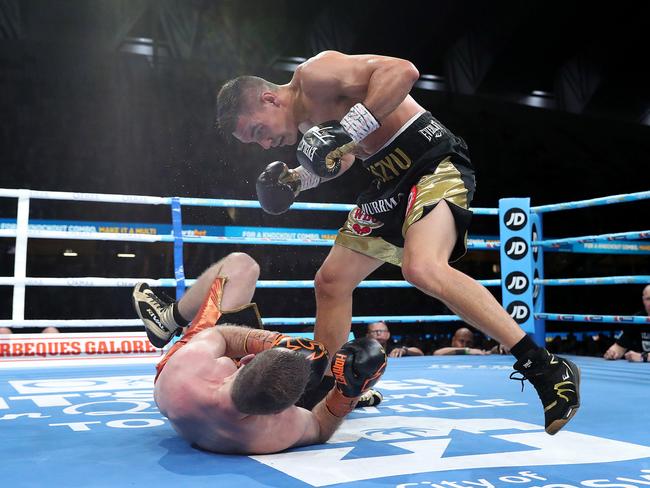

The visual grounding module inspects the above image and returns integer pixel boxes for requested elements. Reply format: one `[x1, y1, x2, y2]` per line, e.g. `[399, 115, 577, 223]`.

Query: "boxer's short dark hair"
[231, 348, 311, 415]
[216, 76, 275, 135]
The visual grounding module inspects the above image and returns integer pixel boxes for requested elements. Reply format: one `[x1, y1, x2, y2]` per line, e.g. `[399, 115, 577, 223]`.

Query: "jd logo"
[504, 208, 527, 231]
[505, 237, 528, 259]
[505, 272, 528, 294]
[251, 416, 650, 487]
[507, 301, 530, 323]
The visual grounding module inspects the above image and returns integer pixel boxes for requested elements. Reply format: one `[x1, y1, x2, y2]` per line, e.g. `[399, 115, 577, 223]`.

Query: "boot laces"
[509, 371, 527, 392]
[145, 289, 171, 314]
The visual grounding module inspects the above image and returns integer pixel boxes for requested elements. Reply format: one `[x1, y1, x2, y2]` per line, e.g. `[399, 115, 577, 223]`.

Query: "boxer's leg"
[402, 200, 580, 434]
[296, 245, 382, 410]
[314, 244, 383, 359]
[134, 252, 260, 348]
[403, 200, 526, 348]
[177, 252, 259, 321]
[153, 254, 260, 382]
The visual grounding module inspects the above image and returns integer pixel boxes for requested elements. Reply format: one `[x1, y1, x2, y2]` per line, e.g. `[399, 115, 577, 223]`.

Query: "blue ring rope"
[256, 279, 501, 288]
[262, 315, 464, 326]
[163, 235, 500, 249]
[263, 313, 650, 326]
[535, 276, 650, 286]
[535, 313, 650, 324]
[148, 278, 502, 288]
[534, 230, 649, 247]
[138, 275, 649, 289]
[177, 196, 498, 215]
[3, 187, 648, 334]
[532, 190, 650, 213]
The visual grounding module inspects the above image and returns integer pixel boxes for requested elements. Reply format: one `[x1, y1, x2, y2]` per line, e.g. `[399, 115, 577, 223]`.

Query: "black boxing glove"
[296, 103, 380, 178]
[296, 122, 353, 178]
[256, 161, 300, 215]
[326, 337, 387, 417]
[272, 336, 329, 392]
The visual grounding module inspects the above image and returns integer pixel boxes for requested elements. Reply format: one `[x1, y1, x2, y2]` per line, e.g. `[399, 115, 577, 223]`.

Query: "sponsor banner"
[499, 199, 534, 334]
[0, 332, 163, 362]
[547, 241, 650, 255]
[0, 218, 338, 241]
[234, 226, 338, 241]
[0, 218, 176, 235]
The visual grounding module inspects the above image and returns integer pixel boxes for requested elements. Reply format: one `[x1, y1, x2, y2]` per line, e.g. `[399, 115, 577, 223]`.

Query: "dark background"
[0, 0, 648, 341]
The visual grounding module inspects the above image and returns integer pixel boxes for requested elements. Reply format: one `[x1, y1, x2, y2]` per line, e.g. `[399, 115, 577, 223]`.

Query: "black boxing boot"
[132, 283, 187, 348]
[356, 388, 383, 408]
[510, 349, 581, 435]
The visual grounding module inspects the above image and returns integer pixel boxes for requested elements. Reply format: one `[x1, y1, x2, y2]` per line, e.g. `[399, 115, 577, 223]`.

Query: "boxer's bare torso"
[154, 329, 314, 454]
[233, 51, 424, 163]
[292, 52, 424, 159]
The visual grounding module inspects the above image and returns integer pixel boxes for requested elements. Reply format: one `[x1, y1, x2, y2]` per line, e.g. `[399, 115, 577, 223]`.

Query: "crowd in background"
[355, 284, 649, 362]
[358, 324, 641, 360]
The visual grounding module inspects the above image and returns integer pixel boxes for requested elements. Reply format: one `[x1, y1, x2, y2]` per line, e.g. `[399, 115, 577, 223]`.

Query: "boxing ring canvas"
[1, 188, 649, 486]
[1, 355, 648, 487]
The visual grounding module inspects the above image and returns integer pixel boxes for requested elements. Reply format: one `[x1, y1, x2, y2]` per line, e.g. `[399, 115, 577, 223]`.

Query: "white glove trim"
[293, 165, 322, 191]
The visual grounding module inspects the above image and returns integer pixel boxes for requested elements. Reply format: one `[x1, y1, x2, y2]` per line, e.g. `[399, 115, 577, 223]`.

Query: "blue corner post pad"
[171, 197, 186, 300]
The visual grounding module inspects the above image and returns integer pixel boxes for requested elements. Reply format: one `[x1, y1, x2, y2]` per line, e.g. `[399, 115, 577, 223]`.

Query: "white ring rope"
[0, 188, 498, 215]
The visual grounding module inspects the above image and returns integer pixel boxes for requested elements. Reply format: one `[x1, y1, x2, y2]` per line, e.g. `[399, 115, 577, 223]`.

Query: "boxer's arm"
[293, 337, 387, 446]
[241, 404, 339, 453]
[291, 399, 345, 447]
[295, 52, 418, 177]
[300, 50, 419, 121]
[199, 325, 282, 358]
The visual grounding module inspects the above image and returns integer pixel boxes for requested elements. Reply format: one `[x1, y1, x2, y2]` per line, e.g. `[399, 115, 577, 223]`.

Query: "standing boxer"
[216, 51, 580, 435]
